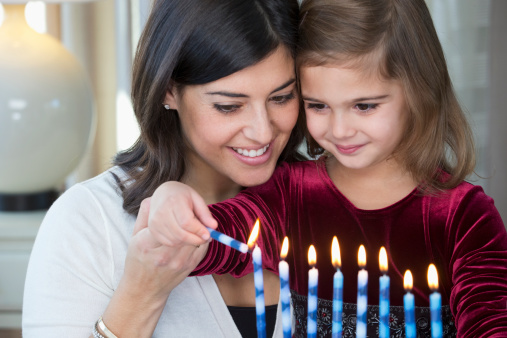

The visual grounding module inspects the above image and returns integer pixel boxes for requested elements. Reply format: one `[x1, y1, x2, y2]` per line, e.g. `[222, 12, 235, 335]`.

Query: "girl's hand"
[148, 181, 218, 248]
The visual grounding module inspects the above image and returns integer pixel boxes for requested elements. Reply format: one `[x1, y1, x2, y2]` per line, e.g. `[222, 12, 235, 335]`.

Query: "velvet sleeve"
[191, 162, 294, 277]
[446, 186, 507, 336]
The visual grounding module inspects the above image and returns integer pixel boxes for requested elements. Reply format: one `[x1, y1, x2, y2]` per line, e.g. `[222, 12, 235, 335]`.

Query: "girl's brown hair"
[114, 0, 305, 215]
[298, 0, 475, 193]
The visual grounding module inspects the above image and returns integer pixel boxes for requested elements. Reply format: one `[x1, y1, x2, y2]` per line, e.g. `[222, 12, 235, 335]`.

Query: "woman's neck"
[326, 156, 418, 210]
[181, 164, 241, 205]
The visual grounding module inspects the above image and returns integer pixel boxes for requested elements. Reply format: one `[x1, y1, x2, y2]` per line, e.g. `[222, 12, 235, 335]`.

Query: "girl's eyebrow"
[302, 94, 390, 102]
[205, 78, 296, 98]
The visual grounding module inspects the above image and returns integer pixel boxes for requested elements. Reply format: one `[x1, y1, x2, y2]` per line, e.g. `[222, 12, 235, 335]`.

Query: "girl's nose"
[332, 111, 356, 139]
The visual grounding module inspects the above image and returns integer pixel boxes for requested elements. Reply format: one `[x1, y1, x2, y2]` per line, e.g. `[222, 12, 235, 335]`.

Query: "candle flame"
[427, 264, 439, 291]
[404, 270, 413, 292]
[379, 246, 388, 274]
[247, 218, 260, 250]
[331, 236, 341, 269]
[308, 245, 317, 268]
[280, 236, 289, 260]
[358, 245, 366, 269]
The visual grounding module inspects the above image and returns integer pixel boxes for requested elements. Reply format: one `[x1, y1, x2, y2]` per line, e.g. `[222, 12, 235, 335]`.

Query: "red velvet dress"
[193, 158, 507, 337]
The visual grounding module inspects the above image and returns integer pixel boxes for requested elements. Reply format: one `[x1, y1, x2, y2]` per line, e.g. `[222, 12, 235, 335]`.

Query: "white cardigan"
[22, 168, 284, 337]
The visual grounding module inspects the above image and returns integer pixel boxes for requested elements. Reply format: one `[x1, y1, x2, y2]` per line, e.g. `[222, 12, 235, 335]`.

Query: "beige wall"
[489, 0, 507, 222]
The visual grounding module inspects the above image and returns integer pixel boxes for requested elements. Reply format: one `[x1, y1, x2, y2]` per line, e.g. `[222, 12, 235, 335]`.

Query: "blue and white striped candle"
[206, 227, 249, 253]
[428, 264, 442, 338]
[403, 270, 416, 338]
[378, 247, 390, 338]
[279, 237, 291, 338]
[307, 245, 318, 338]
[356, 245, 368, 338]
[247, 219, 266, 338]
[331, 236, 343, 338]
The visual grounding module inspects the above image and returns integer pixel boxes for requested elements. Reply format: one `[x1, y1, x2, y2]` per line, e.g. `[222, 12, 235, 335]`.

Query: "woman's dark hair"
[114, 0, 304, 215]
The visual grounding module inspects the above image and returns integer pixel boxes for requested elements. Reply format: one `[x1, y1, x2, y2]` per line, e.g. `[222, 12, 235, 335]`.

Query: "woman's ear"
[163, 86, 179, 111]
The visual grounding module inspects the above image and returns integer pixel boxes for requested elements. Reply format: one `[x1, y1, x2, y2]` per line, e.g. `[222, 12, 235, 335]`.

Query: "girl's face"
[165, 47, 299, 188]
[300, 64, 408, 173]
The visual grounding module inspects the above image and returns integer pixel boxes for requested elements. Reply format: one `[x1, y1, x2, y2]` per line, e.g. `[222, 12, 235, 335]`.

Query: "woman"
[22, 0, 305, 337]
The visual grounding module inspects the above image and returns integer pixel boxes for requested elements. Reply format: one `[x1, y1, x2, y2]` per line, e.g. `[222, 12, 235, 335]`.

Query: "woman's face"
[165, 47, 299, 187]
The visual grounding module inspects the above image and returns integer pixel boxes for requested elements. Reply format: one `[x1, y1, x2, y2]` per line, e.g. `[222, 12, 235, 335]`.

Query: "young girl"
[22, 0, 305, 337]
[147, 0, 507, 336]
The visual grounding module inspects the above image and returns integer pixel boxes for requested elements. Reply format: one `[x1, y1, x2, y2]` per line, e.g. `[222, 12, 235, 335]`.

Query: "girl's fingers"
[133, 197, 151, 235]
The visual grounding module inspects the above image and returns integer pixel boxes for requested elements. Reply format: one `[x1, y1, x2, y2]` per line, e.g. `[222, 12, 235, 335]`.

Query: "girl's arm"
[448, 186, 507, 336]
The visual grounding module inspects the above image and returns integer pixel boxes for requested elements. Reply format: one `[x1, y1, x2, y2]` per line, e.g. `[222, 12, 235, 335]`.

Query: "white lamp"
[0, 1, 96, 210]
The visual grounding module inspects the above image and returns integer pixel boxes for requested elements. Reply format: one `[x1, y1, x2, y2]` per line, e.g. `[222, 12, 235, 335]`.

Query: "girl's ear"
[163, 86, 179, 111]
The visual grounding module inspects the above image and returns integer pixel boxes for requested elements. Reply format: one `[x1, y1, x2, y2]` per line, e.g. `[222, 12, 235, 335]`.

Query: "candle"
[356, 245, 368, 338]
[206, 226, 249, 253]
[403, 270, 416, 338]
[307, 245, 318, 338]
[428, 264, 442, 338]
[279, 237, 291, 338]
[331, 236, 343, 338]
[247, 219, 266, 338]
[378, 247, 390, 338]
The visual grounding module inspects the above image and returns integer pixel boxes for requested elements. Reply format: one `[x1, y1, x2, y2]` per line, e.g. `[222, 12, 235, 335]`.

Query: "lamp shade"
[0, 4, 95, 210]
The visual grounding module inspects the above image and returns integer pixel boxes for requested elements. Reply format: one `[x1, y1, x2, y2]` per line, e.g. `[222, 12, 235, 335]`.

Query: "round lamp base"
[0, 190, 59, 211]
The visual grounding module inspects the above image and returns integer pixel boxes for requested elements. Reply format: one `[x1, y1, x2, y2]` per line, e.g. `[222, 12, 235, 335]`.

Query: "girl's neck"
[326, 156, 418, 210]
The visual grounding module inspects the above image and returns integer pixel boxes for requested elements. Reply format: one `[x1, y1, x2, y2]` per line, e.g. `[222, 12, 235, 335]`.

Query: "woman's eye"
[213, 104, 240, 114]
[305, 102, 328, 111]
[355, 103, 377, 112]
[270, 92, 295, 105]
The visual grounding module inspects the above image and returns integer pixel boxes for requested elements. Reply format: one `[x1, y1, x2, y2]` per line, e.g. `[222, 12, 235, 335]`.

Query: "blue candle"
[428, 264, 442, 338]
[279, 237, 291, 338]
[403, 270, 416, 338]
[248, 219, 266, 338]
[378, 247, 390, 338]
[331, 236, 343, 338]
[307, 245, 318, 338]
[206, 227, 249, 253]
[356, 245, 368, 338]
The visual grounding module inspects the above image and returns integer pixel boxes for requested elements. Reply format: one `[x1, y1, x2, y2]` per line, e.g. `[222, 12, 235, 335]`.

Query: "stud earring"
[163, 104, 170, 110]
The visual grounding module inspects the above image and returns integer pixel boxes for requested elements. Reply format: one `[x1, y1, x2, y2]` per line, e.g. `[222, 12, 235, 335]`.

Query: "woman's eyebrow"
[205, 78, 296, 98]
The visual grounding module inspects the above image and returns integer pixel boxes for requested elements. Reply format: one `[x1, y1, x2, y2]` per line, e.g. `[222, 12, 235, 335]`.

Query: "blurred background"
[0, 0, 505, 335]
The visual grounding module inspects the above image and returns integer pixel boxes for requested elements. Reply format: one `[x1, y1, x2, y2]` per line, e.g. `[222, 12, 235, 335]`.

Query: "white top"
[22, 168, 284, 337]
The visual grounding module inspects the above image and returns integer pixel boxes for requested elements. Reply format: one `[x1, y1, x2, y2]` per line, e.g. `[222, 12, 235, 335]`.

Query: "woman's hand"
[100, 196, 211, 337]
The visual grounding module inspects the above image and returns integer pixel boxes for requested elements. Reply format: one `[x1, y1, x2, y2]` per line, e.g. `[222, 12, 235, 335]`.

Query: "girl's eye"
[270, 92, 295, 105]
[213, 104, 241, 114]
[355, 103, 377, 113]
[305, 102, 328, 111]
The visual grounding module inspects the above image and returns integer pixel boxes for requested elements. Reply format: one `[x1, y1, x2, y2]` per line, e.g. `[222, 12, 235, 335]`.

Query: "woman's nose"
[242, 106, 273, 145]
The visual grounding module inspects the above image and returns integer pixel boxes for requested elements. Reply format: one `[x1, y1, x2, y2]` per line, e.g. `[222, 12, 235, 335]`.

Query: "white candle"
[307, 245, 318, 338]
[247, 219, 266, 338]
[331, 236, 343, 338]
[356, 245, 368, 338]
[279, 237, 291, 338]
[428, 264, 442, 338]
[403, 270, 416, 338]
[378, 247, 390, 338]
